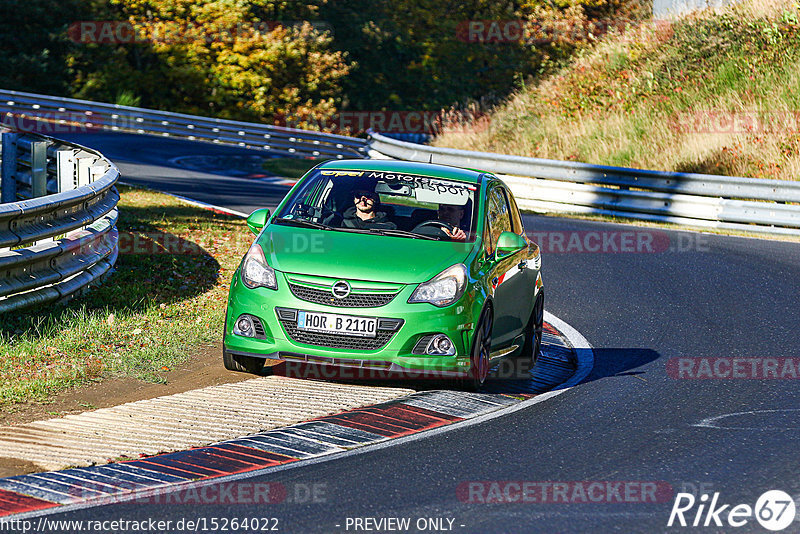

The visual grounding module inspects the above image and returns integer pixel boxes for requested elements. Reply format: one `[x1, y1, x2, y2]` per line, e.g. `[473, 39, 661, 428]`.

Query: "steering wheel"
[292, 203, 342, 225]
[412, 220, 456, 237]
[291, 202, 317, 219]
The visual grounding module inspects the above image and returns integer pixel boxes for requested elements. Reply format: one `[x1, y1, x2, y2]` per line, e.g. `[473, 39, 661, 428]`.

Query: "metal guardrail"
[368, 131, 800, 236]
[0, 89, 368, 160]
[0, 130, 119, 313]
[3, 89, 796, 236]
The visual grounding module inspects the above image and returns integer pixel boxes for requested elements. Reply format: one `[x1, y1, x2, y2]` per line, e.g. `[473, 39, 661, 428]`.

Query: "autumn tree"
[68, 0, 351, 122]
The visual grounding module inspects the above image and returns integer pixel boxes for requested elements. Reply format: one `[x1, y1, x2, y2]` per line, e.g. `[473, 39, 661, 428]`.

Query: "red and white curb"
[0, 312, 592, 519]
[157, 192, 250, 218]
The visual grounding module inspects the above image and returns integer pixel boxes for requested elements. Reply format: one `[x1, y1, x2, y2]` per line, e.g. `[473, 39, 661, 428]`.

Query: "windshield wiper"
[334, 227, 372, 234]
[272, 217, 331, 230]
[368, 228, 440, 240]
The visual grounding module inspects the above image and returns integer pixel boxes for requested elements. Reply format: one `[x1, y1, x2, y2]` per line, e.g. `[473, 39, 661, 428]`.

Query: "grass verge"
[0, 185, 251, 409]
[434, 0, 800, 181]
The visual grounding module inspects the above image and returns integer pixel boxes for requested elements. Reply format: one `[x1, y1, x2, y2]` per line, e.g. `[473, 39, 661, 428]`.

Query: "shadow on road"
[256, 346, 660, 398]
[581, 347, 661, 385]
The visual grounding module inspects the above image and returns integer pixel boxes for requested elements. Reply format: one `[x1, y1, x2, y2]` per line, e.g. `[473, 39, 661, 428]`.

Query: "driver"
[342, 186, 397, 230]
[436, 203, 467, 241]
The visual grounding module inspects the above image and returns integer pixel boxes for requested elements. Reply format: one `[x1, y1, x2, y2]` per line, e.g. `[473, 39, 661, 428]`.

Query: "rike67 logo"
[668, 490, 796, 531]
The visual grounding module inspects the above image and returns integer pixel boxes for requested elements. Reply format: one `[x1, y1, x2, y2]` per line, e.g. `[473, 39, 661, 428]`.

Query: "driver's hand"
[444, 227, 467, 240]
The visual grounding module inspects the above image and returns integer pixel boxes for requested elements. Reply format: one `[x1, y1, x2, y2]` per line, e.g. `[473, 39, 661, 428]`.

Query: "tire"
[222, 326, 265, 374]
[520, 293, 544, 367]
[223, 349, 265, 374]
[460, 307, 493, 391]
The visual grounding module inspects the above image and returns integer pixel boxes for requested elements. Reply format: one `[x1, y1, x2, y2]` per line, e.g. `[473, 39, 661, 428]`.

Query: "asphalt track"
[40, 132, 800, 532]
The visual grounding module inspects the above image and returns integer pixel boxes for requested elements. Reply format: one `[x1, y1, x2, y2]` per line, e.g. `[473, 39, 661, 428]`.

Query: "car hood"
[258, 224, 474, 284]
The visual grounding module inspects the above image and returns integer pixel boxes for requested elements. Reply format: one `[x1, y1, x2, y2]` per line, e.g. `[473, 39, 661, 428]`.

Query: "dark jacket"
[342, 206, 397, 230]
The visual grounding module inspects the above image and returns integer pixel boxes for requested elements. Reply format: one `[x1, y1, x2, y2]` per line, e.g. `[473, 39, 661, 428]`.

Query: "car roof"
[318, 159, 487, 184]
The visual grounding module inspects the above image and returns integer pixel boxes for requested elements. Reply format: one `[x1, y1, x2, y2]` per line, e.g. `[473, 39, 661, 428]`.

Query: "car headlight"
[241, 244, 277, 290]
[233, 315, 256, 337]
[426, 334, 456, 356]
[408, 264, 468, 307]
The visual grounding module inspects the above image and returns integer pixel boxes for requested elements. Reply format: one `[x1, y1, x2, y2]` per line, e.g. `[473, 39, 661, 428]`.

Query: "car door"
[485, 184, 528, 349]
[505, 188, 537, 329]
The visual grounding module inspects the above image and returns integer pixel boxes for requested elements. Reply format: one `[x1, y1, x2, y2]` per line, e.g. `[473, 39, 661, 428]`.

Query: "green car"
[223, 160, 543, 389]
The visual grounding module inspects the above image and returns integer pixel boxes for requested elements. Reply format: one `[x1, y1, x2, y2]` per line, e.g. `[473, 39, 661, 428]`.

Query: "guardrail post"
[1, 132, 18, 202]
[30, 141, 48, 198]
[89, 164, 106, 183]
[56, 149, 77, 192]
[76, 154, 97, 187]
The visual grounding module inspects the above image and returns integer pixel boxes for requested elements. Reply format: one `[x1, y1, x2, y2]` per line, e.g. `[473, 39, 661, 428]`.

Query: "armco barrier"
[0, 130, 119, 313]
[0, 89, 368, 159]
[3, 89, 797, 236]
[368, 131, 800, 236]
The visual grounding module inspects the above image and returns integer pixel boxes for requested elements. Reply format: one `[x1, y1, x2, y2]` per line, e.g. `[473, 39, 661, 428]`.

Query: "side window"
[485, 186, 512, 255]
[505, 189, 525, 235]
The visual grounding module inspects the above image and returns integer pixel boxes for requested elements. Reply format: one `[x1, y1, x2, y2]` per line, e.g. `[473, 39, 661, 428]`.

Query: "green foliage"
[0, 0, 88, 94]
[319, 0, 647, 111]
[2, 0, 645, 124]
[65, 1, 351, 123]
[114, 89, 141, 107]
[434, 0, 800, 181]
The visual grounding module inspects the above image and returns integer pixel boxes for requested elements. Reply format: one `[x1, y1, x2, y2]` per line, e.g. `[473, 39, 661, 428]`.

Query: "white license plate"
[297, 311, 377, 338]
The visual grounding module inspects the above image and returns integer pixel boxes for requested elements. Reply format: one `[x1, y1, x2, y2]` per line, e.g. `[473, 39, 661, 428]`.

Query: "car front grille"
[412, 334, 436, 355]
[279, 318, 397, 350]
[252, 316, 267, 339]
[288, 283, 398, 308]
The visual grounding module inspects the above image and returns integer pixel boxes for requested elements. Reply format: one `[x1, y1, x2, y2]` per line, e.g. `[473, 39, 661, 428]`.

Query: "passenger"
[436, 203, 467, 241]
[342, 187, 397, 230]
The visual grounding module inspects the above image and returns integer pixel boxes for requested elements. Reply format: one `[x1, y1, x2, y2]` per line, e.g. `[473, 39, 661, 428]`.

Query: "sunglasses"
[354, 191, 378, 202]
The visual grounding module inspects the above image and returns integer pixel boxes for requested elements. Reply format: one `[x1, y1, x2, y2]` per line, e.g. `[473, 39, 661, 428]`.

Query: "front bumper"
[224, 271, 478, 374]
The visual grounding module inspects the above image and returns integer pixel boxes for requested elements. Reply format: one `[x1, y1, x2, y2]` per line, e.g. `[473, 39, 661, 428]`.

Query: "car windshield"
[274, 168, 479, 241]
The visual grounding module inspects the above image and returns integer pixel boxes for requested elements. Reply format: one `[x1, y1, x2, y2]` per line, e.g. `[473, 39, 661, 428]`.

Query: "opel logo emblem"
[331, 280, 351, 299]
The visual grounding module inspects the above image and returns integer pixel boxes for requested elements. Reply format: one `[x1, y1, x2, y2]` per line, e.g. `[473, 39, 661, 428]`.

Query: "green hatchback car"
[223, 160, 543, 389]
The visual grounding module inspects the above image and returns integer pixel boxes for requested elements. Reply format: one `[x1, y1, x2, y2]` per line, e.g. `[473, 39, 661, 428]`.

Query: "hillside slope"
[434, 0, 800, 181]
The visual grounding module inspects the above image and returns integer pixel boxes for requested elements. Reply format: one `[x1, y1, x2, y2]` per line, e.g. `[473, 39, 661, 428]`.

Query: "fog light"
[426, 334, 455, 356]
[233, 315, 255, 337]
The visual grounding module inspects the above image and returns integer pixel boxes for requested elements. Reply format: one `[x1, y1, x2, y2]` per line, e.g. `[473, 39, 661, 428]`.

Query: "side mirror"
[495, 231, 526, 259]
[246, 208, 271, 235]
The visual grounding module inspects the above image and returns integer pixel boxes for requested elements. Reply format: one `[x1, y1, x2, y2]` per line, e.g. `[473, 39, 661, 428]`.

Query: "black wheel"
[222, 326, 265, 374]
[223, 349, 265, 374]
[520, 293, 544, 366]
[461, 307, 493, 391]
